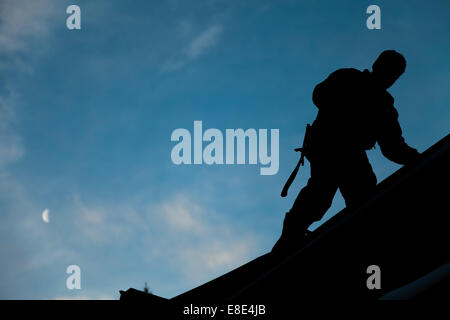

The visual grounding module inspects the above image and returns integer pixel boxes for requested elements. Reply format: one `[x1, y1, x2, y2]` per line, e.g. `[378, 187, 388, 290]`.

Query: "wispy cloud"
[71, 195, 139, 245]
[0, 0, 55, 54]
[0, 91, 24, 169]
[0, 4, 244, 299]
[179, 238, 255, 282]
[56, 192, 258, 293]
[0, 3, 64, 298]
[163, 24, 224, 72]
[0, 0, 57, 169]
[186, 25, 223, 60]
[149, 195, 258, 285]
[161, 195, 206, 234]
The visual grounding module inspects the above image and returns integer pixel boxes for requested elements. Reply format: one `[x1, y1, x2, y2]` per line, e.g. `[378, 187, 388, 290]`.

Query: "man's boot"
[271, 211, 310, 254]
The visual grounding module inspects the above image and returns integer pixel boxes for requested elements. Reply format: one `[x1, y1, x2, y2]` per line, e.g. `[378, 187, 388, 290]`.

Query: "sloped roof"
[121, 134, 450, 303]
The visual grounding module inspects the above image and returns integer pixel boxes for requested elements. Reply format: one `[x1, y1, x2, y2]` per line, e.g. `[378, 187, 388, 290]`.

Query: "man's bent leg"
[272, 171, 338, 253]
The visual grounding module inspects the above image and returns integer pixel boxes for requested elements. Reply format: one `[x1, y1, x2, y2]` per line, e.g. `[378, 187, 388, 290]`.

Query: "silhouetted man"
[273, 50, 420, 253]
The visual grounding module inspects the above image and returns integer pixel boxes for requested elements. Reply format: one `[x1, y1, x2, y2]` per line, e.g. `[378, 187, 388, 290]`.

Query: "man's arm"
[378, 105, 420, 165]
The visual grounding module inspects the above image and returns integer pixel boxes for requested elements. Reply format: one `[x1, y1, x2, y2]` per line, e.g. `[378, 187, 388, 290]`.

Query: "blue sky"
[0, 0, 449, 299]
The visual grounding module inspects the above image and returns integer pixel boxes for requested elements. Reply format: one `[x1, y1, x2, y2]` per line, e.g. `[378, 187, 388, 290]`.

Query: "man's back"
[311, 68, 398, 151]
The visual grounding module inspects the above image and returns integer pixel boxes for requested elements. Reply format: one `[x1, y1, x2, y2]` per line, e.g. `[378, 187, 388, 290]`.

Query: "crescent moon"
[42, 208, 50, 223]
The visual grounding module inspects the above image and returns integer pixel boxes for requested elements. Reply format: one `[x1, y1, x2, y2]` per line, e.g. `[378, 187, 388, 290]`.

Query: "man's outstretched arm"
[378, 106, 420, 165]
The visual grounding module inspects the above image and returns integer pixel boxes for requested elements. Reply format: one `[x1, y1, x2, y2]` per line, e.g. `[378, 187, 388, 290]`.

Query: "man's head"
[371, 50, 406, 89]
